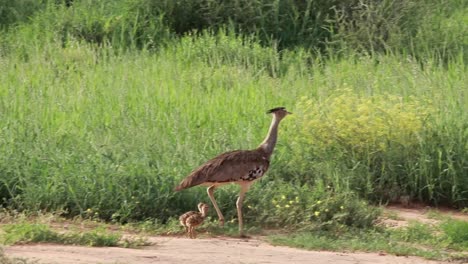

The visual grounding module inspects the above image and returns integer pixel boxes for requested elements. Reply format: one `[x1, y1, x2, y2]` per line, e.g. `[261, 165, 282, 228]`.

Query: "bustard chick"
[174, 107, 291, 237]
[179, 203, 209, 239]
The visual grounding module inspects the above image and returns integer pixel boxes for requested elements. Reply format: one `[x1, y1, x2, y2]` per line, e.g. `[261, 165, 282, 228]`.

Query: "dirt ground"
[5, 206, 467, 264]
[5, 236, 447, 264]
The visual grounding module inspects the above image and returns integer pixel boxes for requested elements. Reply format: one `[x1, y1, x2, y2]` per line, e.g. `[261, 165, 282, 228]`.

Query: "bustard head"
[266, 107, 292, 120]
[197, 203, 209, 213]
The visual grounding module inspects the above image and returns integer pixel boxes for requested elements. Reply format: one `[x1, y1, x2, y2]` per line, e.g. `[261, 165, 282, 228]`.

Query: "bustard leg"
[207, 185, 225, 226]
[189, 226, 194, 239]
[236, 183, 251, 237]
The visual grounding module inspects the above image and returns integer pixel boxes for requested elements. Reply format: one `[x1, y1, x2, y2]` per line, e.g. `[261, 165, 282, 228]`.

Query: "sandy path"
[5, 236, 447, 264]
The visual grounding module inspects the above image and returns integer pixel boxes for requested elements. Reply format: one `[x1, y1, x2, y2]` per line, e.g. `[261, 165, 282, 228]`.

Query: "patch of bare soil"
[5, 235, 449, 264]
[382, 204, 468, 228]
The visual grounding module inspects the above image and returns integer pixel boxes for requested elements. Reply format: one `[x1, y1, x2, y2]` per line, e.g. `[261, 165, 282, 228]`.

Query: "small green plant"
[391, 221, 435, 243]
[441, 219, 468, 249]
[64, 227, 122, 247]
[0, 223, 147, 248]
[1, 223, 60, 245]
[125, 217, 183, 235]
[306, 192, 381, 232]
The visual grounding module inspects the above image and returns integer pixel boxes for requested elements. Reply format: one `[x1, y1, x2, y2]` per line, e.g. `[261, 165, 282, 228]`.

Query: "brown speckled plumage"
[180, 203, 209, 239]
[174, 149, 269, 191]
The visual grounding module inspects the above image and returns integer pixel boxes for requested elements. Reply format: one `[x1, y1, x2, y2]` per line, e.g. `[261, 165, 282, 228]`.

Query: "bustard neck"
[258, 115, 281, 158]
[201, 208, 208, 218]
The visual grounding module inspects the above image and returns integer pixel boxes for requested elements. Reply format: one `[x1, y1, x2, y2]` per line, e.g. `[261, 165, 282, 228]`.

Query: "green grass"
[0, 0, 466, 227]
[0, 222, 148, 248]
[2, 0, 466, 61]
[268, 220, 468, 261]
[441, 219, 468, 248]
[0, 32, 466, 224]
[269, 231, 449, 260]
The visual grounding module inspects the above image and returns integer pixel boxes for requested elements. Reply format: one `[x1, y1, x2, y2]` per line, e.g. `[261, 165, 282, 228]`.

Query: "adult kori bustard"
[174, 107, 291, 237]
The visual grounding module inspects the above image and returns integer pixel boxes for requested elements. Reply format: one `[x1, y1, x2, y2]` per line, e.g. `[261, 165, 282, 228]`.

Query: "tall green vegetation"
[0, 0, 48, 29]
[2, 0, 466, 60]
[0, 0, 466, 226]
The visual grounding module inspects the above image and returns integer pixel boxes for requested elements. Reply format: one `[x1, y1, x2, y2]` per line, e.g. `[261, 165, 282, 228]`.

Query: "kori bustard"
[174, 107, 291, 237]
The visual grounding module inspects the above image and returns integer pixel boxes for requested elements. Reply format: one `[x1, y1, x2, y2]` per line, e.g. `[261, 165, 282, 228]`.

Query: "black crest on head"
[266, 107, 286, 114]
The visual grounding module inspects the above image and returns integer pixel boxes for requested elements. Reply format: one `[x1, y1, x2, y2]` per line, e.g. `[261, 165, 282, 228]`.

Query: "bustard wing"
[174, 150, 269, 191]
[179, 211, 197, 224]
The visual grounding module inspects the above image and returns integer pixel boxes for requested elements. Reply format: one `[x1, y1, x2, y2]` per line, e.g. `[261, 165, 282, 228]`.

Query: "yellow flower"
[340, 206, 345, 210]
[272, 199, 277, 205]
[314, 211, 320, 217]
[295, 196, 300, 202]
[317, 200, 322, 204]
[285, 204, 290, 208]
[86, 208, 92, 213]
[289, 200, 294, 204]
[281, 195, 286, 200]
[247, 205, 253, 209]
[325, 208, 329, 212]
[276, 205, 281, 208]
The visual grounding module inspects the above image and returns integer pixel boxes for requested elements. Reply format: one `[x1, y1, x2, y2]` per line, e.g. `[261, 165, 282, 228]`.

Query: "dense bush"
[289, 90, 432, 191]
[332, 0, 468, 61]
[2, 0, 466, 61]
[238, 179, 380, 231]
[0, 0, 48, 29]
[1, 0, 172, 51]
[285, 88, 467, 207]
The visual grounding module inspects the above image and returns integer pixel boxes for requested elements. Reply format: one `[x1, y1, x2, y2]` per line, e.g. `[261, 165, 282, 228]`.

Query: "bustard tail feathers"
[174, 185, 185, 191]
[174, 177, 202, 191]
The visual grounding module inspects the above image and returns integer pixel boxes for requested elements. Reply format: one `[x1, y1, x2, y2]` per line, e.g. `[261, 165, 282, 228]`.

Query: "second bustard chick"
[179, 203, 209, 239]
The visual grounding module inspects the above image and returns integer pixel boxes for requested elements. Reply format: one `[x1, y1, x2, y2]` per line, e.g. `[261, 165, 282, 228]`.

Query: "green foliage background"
[0, 0, 466, 226]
